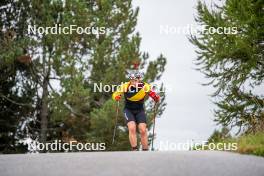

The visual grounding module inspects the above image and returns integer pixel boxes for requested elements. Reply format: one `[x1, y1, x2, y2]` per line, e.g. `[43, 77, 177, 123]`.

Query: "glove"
[115, 95, 121, 101]
[149, 90, 160, 102]
[154, 94, 160, 102]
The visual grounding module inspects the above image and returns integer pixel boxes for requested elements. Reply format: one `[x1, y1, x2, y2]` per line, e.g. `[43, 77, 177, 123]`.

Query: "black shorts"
[123, 108, 146, 124]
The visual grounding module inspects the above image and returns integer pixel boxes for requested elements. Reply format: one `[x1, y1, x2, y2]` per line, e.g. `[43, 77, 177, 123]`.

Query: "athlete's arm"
[149, 89, 160, 102]
[144, 83, 160, 102]
[112, 82, 129, 101]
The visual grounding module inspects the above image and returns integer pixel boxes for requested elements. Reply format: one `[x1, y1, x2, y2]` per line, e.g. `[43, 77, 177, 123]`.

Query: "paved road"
[0, 151, 263, 176]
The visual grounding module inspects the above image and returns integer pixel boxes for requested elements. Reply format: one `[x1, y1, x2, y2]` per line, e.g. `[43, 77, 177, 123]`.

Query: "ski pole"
[151, 102, 158, 151]
[112, 101, 120, 144]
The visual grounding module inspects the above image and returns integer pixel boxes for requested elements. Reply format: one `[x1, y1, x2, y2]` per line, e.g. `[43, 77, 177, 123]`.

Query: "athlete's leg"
[138, 123, 148, 150]
[124, 108, 137, 150]
[127, 121, 137, 149]
[135, 110, 148, 150]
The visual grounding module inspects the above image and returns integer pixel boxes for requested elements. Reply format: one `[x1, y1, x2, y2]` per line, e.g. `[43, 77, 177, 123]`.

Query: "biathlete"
[112, 71, 160, 151]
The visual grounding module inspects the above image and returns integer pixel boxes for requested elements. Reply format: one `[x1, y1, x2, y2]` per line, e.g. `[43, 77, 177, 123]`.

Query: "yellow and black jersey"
[112, 82, 151, 110]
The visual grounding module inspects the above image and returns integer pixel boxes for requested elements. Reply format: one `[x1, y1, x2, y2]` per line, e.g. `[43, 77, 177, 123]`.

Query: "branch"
[49, 77, 61, 80]
[0, 93, 32, 107]
[63, 102, 89, 119]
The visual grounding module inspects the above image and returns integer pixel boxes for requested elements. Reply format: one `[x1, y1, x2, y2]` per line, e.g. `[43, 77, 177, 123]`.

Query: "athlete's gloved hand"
[149, 90, 160, 102]
[115, 95, 122, 101]
[154, 94, 160, 102]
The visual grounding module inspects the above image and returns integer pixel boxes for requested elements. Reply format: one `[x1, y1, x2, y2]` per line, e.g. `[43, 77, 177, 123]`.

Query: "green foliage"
[190, 0, 264, 132]
[0, 0, 166, 152]
[0, 0, 35, 153]
[200, 130, 264, 157]
[237, 132, 264, 156]
[207, 126, 231, 143]
[89, 99, 130, 151]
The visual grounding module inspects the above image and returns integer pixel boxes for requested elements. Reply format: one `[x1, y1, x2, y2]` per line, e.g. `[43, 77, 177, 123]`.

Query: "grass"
[193, 132, 264, 157]
[236, 132, 264, 157]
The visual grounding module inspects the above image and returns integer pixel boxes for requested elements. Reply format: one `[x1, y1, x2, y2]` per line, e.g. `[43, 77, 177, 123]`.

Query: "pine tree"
[77, 0, 167, 150]
[207, 126, 231, 143]
[0, 0, 35, 153]
[1, 0, 167, 152]
[190, 0, 264, 133]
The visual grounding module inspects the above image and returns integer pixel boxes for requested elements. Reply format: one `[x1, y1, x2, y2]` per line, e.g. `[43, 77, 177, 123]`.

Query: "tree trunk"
[39, 78, 49, 146]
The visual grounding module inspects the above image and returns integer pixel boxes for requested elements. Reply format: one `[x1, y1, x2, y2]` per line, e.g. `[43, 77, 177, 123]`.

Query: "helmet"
[127, 71, 143, 80]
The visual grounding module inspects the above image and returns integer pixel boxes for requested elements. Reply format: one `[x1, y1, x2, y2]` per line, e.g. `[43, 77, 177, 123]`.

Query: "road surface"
[0, 151, 263, 176]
